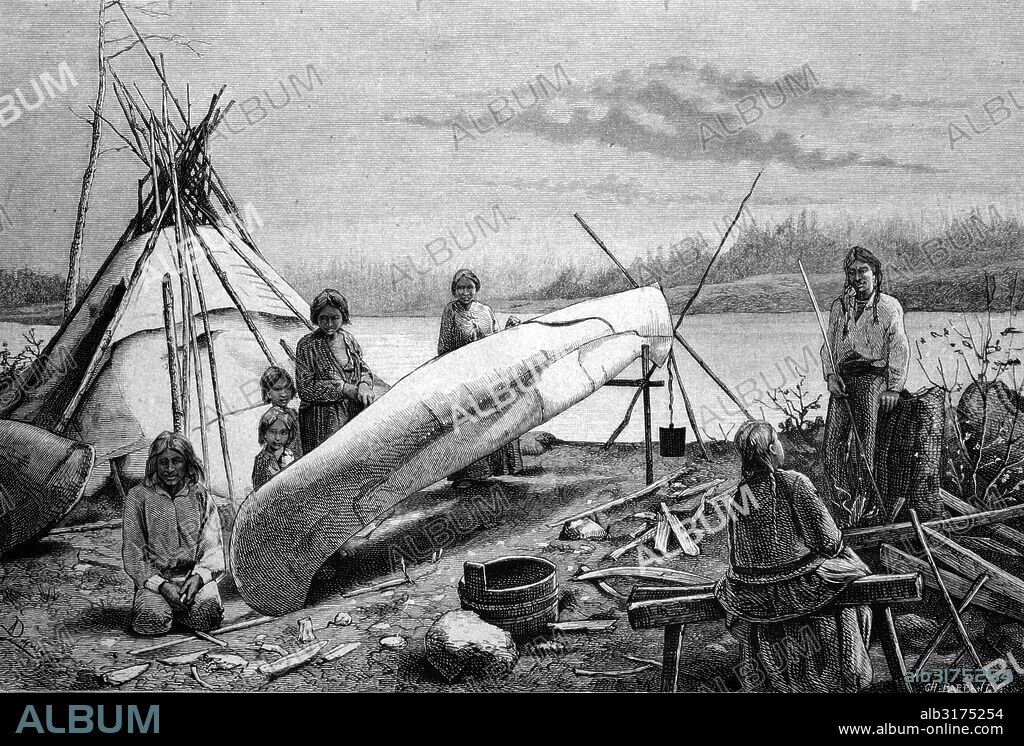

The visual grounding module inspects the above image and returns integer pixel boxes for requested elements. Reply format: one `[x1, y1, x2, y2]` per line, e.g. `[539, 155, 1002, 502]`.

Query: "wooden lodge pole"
[642, 345, 654, 486]
[184, 227, 237, 508]
[161, 274, 184, 434]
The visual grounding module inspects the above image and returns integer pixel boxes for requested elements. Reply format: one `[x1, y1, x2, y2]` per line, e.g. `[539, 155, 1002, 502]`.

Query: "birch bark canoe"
[232, 288, 674, 615]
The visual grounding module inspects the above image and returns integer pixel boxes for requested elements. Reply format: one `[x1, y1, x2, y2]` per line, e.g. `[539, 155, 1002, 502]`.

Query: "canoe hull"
[0, 420, 95, 557]
[231, 288, 673, 615]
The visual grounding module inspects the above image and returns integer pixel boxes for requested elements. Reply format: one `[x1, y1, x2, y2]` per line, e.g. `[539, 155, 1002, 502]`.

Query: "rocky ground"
[0, 436, 1021, 693]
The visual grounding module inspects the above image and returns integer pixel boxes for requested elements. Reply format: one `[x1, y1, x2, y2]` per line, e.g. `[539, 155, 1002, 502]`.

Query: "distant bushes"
[0, 268, 67, 308]
[532, 207, 1024, 300]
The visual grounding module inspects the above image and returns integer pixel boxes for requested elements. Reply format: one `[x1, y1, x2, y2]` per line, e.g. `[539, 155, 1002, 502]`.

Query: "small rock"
[560, 518, 608, 541]
[254, 634, 267, 645]
[380, 590, 395, 598]
[103, 663, 150, 686]
[328, 612, 353, 627]
[578, 544, 595, 553]
[380, 636, 406, 650]
[526, 640, 567, 656]
[205, 652, 248, 671]
[425, 610, 518, 682]
[370, 622, 391, 630]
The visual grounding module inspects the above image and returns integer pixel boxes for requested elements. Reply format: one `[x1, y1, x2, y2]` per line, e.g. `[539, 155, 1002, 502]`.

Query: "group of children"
[251, 366, 303, 492]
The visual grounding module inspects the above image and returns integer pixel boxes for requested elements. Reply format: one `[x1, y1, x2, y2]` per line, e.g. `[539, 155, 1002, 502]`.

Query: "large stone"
[425, 611, 518, 682]
[560, 518, 608, 541]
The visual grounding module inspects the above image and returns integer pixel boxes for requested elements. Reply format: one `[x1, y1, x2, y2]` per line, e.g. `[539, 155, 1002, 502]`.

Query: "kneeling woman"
[715, 420, 873, 692]
[122, 432, 225, 636]
[295, 289, 376, 453]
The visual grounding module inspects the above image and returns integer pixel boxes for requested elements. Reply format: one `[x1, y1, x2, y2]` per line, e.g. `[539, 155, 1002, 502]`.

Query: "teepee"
[0, 54, 313, 506]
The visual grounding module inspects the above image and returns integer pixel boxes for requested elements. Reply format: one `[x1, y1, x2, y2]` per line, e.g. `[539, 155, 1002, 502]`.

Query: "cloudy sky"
[2, 0, 1024, 294]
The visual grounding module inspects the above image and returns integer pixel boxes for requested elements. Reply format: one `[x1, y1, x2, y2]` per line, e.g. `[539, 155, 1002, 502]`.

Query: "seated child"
[252, 406, 298, 491]
[260, 365, 302, 458]
[122, 432, 224, 636]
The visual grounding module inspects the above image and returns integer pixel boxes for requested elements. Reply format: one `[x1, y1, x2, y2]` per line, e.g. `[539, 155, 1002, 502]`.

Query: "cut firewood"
[661, 502, 699, 556]
[298, 618, 317, 643]
[573, 566, 712, 585]
[548, 620, 617, 633]
[258, 641, 329, 678]
[596, 580, 628, 601]
[654, 514, 670, 554]
[607, 527, 656, 561]
[320, 641, 361, 662]
[157, 650, 207, 666]
[880, 544, 1024, 623]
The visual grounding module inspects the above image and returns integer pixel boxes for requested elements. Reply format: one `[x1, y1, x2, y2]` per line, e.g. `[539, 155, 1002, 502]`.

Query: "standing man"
[821, 246, 910, 527]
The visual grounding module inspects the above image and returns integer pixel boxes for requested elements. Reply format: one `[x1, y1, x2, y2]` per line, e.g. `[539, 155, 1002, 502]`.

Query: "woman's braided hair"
[841, 245, 883, 337]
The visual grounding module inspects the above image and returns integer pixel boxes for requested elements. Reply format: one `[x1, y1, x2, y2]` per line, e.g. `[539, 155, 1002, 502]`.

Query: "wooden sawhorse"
[626, 573, 923, 692]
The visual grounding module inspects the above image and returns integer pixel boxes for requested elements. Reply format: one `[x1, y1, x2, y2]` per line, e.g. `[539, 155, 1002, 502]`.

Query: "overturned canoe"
[231, 287, 673, 615]
[0, 419, 95, 557]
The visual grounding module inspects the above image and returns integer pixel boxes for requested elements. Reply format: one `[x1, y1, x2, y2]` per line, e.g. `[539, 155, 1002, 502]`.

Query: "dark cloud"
[400, 56, 939, 174]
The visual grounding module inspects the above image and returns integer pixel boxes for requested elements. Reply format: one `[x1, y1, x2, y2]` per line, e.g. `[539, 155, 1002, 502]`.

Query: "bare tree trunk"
[64, 0, 106, 322]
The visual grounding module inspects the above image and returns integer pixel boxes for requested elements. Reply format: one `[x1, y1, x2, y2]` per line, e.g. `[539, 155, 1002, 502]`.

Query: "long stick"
[674, 332, 751, 418]
[184, 226, 236, 507]
[64, 0, 108, 322]
[546, 463, 693, 527]
[846, 501, 1024, 548]
[669, 350, 710, 461]
[798, 260, 885, 522]
[573, 213, 639, 288]
[129, 614, 276, 656]
[642, 345, 654, 485]
[912, 572, 989, 675]
[909, 509, 986, 677]
[161, 274, 184, 433]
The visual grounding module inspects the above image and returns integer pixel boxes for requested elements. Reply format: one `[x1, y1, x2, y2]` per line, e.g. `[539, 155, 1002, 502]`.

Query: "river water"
[2, 310, 1014, 443]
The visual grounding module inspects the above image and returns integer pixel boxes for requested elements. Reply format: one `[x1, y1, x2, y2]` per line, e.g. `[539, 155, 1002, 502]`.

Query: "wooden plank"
[661, 624, 685, 693]
[661, 502, 699, 556]
[879, 544, 1024, 623]
[875, 605, 912, 693]
[628, 574, 922, 630]
[922, 525, 1024, 614]
[939, 488, 1024, 555]
[845, 502, 1024, 549]
[654, 514, 670, 554]
[548, 620, 617, 633]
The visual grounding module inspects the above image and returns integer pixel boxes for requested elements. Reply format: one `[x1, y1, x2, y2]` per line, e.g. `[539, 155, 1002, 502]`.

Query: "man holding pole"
[819, 246, 910, 527]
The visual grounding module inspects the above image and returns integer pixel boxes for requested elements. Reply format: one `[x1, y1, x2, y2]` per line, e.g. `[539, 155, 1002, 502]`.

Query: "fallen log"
[844, 502, 1024, 549]
[574, 566, 712, 585]
[879, 544, 1024, 623]
[922, 525, 1024, 615]
[545, 464, 696, 527]
[939, 488, 1024, 555]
